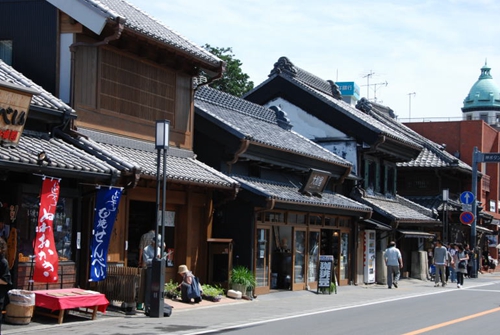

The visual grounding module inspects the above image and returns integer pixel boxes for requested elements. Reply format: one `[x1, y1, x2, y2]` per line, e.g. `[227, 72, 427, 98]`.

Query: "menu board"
[317, 255, 334, 294]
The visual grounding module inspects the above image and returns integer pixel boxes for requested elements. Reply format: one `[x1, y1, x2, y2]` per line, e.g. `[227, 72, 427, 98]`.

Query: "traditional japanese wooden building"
[0, 0, 239, 297]
[244, 57, 443, 283]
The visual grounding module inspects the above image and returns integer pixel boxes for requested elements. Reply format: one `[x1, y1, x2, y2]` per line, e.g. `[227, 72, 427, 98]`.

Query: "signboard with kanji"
[317, 255, 334, 294]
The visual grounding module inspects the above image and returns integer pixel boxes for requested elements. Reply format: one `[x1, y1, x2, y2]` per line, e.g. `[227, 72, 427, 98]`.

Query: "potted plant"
[164, 279, 179, 300]
[201, 284, 224, 302]
[230, 266, 256, 296]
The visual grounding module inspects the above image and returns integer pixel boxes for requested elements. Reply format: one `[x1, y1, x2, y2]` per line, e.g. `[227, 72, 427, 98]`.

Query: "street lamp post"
[149, 120, 170, 318]
[442, 189, 449, 243]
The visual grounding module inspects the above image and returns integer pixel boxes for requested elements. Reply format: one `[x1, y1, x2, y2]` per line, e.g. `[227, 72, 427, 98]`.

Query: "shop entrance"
[321, 228, 350, 286]
[127, 200, 156, 267]
[254, 227, 270, 296]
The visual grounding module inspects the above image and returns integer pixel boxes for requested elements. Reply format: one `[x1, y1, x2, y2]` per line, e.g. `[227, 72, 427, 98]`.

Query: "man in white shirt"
[384, 241, 403, 289]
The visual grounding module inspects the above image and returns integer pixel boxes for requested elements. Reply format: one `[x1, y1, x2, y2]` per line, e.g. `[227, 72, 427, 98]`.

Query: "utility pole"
[407, 92, 416, 120]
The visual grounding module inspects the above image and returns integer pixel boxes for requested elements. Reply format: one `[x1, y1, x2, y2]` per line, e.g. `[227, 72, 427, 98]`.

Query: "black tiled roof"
[232, 175, 371, 213]
[368, 102, 471, 172]
[0, 60, 75, 114]
[195, 86, 352, 168]
[77, 0, 222, 68]
[247, 57, 422, 152]
[0, 130, 118, 178]
[73, 128, 239, 189]
[352, 190, 439, 224]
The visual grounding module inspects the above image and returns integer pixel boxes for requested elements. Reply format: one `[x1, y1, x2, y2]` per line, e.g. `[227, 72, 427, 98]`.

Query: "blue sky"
[127, 0, 500, 122]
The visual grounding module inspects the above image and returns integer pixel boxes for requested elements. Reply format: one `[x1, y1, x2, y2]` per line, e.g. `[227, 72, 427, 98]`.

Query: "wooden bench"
[33, 288, 109, 324]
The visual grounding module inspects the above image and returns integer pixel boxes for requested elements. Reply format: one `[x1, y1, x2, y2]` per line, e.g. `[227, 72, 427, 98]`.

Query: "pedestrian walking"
[384, 241, 403, 289]
[447, 243, 456, 283]
[433, 240, 448, 287]
[464, 244, 474, 278]
[455, 243, 469, 288]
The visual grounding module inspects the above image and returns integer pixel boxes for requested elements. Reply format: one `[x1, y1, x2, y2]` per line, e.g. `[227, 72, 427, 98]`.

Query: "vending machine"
[363, 230, 376, 284]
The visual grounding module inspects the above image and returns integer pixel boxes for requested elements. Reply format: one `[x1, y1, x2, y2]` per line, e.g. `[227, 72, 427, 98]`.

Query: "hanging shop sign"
[0, 81, 36, 147]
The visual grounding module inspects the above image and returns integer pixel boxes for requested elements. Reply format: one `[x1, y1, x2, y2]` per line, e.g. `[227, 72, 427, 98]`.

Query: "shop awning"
[398, 230, 435, 239]
[363, 219, 392, 231]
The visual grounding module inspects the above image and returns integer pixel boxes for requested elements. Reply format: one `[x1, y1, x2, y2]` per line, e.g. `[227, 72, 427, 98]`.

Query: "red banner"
[33, 178, 60, 283]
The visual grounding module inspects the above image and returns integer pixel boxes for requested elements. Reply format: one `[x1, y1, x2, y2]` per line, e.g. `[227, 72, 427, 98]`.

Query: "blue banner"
[90, 187, 123, 281]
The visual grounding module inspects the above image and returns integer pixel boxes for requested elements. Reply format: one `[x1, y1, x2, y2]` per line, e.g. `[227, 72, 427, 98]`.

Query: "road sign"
[460, 191, 475, 205]
[482, 153, 500, 162]
[460, 211, 475, 225]
[461, 204, 472, 212]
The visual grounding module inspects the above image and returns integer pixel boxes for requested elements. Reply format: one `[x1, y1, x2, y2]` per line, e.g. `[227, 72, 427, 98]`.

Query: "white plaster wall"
[264, 97, 359, 175]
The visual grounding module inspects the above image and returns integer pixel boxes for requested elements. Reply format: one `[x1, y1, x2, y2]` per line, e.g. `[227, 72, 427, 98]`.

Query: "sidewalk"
[3, 272, 500, 334]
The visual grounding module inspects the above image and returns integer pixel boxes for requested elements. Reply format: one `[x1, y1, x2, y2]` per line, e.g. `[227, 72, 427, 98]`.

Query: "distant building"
[335, 81, 361, 106]
[462, 62, 500, 127]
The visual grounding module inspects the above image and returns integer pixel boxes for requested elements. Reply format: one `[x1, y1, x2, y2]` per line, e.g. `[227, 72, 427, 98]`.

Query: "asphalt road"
[4, 274, 500, 335]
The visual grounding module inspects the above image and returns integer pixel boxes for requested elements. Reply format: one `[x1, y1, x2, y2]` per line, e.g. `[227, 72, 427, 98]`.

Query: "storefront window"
[309, 215, 322, 226]
[18, 194, 73, 261]
[294, 230, 305, 283]
[255, 228, 269, 287]
[265, 212, 284, 223]
[325, 216, 337, 227]
[308, 231, 320, 282]
[340, 232, 349, 280]
[288, 213, 306, 225]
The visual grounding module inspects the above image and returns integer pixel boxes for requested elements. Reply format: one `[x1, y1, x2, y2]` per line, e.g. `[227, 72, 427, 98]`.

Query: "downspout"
[226, 139, 250, 174]
[68, 17, 125, 108]
[363, 135, 386, 155]
[334, 166, 352, 185]
[194, 61, 226, 90]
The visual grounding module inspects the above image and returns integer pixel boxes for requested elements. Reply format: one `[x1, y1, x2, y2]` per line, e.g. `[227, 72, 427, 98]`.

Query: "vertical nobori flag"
[90, 186, 123, 281]
[33, 177, 61, 283]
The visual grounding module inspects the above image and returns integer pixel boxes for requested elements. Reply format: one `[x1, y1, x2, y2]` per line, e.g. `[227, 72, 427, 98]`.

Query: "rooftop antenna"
[361, 71, 375, 100]
[372, 81, 388, 102]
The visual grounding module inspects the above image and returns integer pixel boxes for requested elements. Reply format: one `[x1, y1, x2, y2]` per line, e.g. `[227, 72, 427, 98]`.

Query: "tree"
[203, 44, 254, 97]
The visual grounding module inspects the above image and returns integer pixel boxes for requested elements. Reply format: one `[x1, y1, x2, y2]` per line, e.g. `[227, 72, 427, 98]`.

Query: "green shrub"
[164, 279, 179, 296]
[230, 266, 256, 289]
[201, 284, 224, 297]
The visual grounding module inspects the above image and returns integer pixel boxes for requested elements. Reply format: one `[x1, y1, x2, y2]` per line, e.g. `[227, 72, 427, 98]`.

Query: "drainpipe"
[226, 139, 250, 174]
[370, 135, 386, 153]
[194, 61, 226, 90]
[68, 17, 125, 108]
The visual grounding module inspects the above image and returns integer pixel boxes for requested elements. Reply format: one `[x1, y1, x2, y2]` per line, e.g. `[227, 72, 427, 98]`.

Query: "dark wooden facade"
[1, 0, 228, 291]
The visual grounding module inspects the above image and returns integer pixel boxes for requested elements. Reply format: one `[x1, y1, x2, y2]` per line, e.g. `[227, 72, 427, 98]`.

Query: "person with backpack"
[177, 264, 202, 303]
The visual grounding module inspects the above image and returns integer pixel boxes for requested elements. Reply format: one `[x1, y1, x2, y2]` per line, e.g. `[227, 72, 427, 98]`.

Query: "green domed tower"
[462, 61, 500, 125]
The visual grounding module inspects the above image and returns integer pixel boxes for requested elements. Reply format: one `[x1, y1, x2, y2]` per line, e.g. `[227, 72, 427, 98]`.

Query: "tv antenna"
[361, 71, 375, 100]
[361, 71, 388, 102]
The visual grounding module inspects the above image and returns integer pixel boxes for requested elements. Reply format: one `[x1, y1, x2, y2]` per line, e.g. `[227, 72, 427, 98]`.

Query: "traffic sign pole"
[471, 147, 478, 278]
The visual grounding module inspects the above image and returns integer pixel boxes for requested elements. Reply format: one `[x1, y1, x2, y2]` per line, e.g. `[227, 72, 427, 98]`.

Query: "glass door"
[321, 229, 349, 286]
[307, 230, 320, 289]
[254, 226, 271, 295]
[292, 228, 306, 290]
[338, 230, 350, 285]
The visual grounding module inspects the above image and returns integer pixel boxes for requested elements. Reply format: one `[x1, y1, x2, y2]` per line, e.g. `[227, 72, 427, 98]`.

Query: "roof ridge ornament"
[355, 97, 373, 114]
[269, 57, 298, 77]
[269, 105, 292, 130]
[326, 80, 342, 100]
